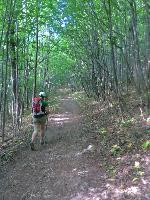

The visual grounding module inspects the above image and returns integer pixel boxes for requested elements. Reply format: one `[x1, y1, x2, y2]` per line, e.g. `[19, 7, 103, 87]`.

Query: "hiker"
[30, 91, 49, 150]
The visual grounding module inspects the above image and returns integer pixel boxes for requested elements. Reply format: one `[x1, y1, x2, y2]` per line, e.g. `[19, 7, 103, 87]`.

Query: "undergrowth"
[72, 90, 150, 177]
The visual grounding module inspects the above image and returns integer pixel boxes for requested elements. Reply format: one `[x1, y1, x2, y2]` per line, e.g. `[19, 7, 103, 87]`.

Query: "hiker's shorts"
[33, 115, 47, 134]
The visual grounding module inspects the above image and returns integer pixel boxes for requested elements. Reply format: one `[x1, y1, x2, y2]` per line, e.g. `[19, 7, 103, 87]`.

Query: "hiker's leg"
[30, 120, 40, 150]
[40, 123, 46, 144]
[31, 130, 37, 143]
[32, 123, 40, 143]
[31, 118, 40, 142]
[40, 116, 47, 144]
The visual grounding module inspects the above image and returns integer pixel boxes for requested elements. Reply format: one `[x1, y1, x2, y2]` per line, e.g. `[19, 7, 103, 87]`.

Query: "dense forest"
[0, 0, 149, 142]
[0, 1, 150, 199]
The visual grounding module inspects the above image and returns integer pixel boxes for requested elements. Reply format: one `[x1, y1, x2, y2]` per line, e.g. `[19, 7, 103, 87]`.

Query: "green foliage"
[98, 127, 108, 137]
[142, 141, 150, 150]
[106, 165, 117, 177]
[47, 91, 60, 113]
[120, 118, 134, 127]
[71, 92, 90, 105]
[48, 47, 75, 86]
[110, 144, 121, 156]
[144, 129, 150, 134]
[0, 0, 149, 140]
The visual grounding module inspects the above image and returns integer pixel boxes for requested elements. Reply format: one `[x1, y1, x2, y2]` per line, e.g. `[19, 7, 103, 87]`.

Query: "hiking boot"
[40, 139, 44, 145]
[30, 142, 35, 151]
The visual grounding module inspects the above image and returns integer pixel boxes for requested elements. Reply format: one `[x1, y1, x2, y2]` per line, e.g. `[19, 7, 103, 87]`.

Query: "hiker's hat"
[39, 91, 46, 97]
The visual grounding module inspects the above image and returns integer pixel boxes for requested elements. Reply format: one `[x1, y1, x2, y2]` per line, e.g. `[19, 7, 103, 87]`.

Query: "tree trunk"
[33, 0, 39, 97]
[2, 19, 10, 143]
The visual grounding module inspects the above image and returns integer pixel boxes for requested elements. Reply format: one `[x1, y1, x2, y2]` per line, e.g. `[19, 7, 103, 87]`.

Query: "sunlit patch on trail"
[141, 177, 148, 185]
[141, 155, 150, 165]
[48, 113, 81, 125]
[71, 184, 141, 200]
[125, 186, 141, 195]
[77, 170, 89, 176]
[60, 96, 73, 100]
[52, 116, 70, 121]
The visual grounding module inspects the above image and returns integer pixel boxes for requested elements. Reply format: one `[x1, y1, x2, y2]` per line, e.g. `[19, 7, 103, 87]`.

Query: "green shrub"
[142, 140, 150, 150]
[110, 144, 121, 156]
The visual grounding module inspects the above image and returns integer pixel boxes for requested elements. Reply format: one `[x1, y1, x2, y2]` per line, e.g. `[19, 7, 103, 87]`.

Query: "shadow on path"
[0, 94, 149, 200]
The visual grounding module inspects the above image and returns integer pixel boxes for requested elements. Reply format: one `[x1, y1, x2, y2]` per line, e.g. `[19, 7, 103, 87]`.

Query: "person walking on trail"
[30, 91, 49, 151]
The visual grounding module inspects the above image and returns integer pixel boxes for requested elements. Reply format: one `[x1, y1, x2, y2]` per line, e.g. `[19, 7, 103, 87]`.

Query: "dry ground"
[0, 92, 150, 200]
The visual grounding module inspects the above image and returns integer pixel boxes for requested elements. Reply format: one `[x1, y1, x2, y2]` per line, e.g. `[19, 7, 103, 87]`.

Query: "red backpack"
[32, 97, 45, 117]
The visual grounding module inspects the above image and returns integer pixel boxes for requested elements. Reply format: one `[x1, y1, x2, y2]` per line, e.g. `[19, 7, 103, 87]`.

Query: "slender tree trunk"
[15, 18, 20, 129]
[2, 20, 10, 143]
[33, 0, 39, 97]
[9, 0, 18, 130]
[143, 0, 150, 112]
[104, 0, 119, 95]
[0, 48, 5, 130]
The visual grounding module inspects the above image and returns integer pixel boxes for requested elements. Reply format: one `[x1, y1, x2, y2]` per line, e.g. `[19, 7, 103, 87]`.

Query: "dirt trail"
[0, 95, 105, 200]
[0, 94, 150, 200]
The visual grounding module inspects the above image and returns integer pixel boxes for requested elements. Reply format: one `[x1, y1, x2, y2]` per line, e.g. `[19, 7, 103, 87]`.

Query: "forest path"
[0, 91, 107, 200]
[0, 90, 150, 200]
